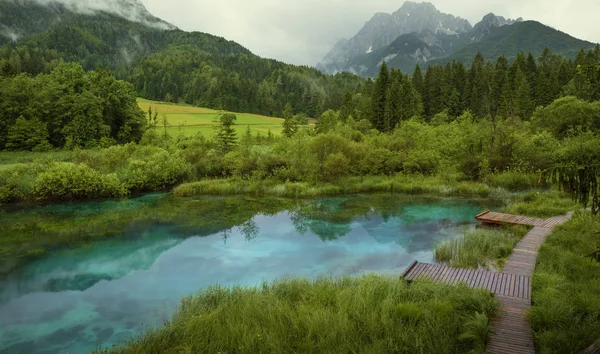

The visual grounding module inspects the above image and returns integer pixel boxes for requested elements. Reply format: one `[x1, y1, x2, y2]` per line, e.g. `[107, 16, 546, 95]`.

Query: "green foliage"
[103, 276, 497, 354]
[532, 96, 600, 138]
[5, 116, 51, 151]
[435, 226, 529, 269]
[322, 152, 350, 182]
[214, 112, 238, 153]
[0, 63, 145, 150]
[503, 190, 578, 219]
[531, 212, 600, 352]
[120, 151, 192, 192]
[548, 164, 600, 215]
[33, 162, 127, 201]
[282, 103, 298, 138]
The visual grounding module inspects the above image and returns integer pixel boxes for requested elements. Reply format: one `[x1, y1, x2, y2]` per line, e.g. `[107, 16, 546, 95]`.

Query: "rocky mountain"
[317, 1, 472, 74]
[317, 2, 596, 76]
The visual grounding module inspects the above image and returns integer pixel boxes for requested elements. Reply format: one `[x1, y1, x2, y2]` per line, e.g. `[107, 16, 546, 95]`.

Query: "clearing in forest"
[137, 98, 285, 138]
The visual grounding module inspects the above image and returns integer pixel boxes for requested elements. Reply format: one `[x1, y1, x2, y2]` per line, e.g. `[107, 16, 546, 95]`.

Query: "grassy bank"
[173, 175, 493, 199]
[102, 276, 498, 354]
[530, 212, 600, 352]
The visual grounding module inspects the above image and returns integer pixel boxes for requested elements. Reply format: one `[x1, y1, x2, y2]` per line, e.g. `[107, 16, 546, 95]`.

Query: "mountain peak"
[317, 1, 472, 73]
[471, 13, 523, 41]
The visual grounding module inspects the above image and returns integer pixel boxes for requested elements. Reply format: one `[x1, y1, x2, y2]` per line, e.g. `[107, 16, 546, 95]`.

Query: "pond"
[0, 193, 494, 353]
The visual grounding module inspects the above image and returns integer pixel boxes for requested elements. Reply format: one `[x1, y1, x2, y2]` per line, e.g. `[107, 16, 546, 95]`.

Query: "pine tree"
[466, 53, 492, 117]
[492, 56, 509, 116]
[339, 91, 354, 122]
[384, 69, 402, 132]
[411, 64, 425, 98]
[535, 48, 560, 107]
[282, 103, 298, 138]
[371, 62, 390, 131]
[512, 68, 534, 120]
[400, 74, 423, 120]
[215, 112, 238, 152]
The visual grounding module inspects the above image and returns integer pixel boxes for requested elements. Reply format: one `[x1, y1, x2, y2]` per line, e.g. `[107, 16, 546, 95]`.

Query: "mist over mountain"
[317, 1, 596, 76]
[0, 0, 174, 43]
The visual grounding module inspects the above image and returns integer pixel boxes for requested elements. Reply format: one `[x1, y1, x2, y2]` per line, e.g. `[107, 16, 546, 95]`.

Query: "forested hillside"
[0, 1, 365, 119]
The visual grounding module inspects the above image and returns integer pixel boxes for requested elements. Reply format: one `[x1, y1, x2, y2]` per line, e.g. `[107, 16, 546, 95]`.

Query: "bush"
[323, 152, 350, 182]
[120, 150, 192, 191]
[0, 162, 47, 203]
[33, 162, 127, 201]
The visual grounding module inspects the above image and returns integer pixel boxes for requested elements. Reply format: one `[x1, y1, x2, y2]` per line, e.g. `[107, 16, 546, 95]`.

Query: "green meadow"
[137, 98, 287, 138]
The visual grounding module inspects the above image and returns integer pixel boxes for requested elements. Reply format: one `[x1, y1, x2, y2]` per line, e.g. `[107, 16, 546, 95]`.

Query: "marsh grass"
[503, 190, 578, 219]
[173, 175, 493, 199]
[531, 212, 600, 352]
[435, 225, 530, 269]
[101, 276, 498, 354]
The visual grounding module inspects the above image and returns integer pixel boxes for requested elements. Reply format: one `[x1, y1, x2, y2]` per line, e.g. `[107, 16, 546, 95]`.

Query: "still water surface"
[0, 194, 493, 353]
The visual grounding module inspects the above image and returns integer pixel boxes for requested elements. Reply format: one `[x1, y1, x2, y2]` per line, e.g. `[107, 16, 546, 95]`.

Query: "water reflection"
[0, 193, 493, 354]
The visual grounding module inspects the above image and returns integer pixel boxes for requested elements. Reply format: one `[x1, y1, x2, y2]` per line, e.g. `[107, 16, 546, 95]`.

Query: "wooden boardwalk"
[402, 211, 573, 354]
[475, 210, 565, 229]
[401, 261, 532, 299]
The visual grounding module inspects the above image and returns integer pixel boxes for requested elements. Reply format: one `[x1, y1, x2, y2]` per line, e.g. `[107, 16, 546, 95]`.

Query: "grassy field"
[137, 98, 286, 138]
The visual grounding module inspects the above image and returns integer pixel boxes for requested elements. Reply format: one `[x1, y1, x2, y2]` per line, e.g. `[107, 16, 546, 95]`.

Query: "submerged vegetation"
[102, 277, 498, 354]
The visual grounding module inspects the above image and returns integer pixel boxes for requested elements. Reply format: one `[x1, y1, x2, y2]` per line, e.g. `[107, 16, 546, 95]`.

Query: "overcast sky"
[142, 0, 600, 66]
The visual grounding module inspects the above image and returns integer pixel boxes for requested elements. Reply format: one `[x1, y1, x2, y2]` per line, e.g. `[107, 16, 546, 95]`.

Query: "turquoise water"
[0, 194, 492, 353]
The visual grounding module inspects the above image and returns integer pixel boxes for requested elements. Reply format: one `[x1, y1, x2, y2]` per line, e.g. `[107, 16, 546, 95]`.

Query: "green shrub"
[0, 162, 47, 203]
[120, 151, 192, 191]
[323, 152, 350, 182]
[33, 162, 127, 201]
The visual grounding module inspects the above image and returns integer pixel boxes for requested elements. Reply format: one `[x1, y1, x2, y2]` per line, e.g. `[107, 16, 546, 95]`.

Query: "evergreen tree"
[411, 64, 424, 98]
[371, 62, 390, 131]
[215, 112, 238, 152]
[492, 56, 509, 116]
[282, 103, 298, 138]
[384, 69, 402, 132]
[466, 53, 492, 117]
[513, 68, 534, 119]
[535, 48, 560, 107]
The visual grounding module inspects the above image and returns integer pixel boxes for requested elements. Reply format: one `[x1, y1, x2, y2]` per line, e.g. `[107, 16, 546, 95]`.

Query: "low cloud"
[141, 0, 600, 66]
[29, 0, 174, 29]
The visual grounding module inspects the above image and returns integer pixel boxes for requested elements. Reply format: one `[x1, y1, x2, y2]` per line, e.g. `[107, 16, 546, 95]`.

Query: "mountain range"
[317, 1, 597, 76]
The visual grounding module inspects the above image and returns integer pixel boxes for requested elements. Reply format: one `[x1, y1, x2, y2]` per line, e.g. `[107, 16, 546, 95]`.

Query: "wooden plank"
[400, 260, 418, 278]
[411, 263, 426, 279]
[428, 264, 444, 281]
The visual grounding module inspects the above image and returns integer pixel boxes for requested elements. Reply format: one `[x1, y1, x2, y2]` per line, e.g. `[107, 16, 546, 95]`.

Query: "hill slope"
[0, 0, 365, 118]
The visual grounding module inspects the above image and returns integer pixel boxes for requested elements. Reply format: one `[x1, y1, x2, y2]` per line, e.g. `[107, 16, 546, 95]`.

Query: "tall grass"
[173, 175, 493, 199]
[435, 225, 530, 269]
[503, 190, 578, 219]
[530, 212, 600, 352]
[102, 276, 498, 354]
